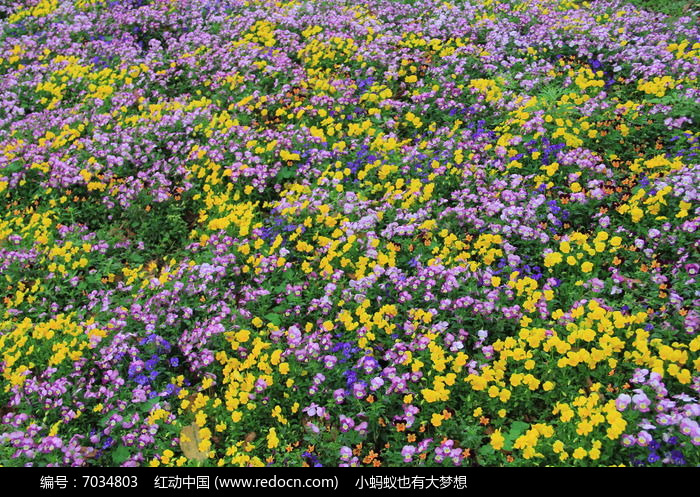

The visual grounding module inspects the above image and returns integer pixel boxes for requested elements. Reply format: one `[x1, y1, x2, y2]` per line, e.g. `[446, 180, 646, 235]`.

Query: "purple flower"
[417, 438, 433, 452]
[354, 421, 368, 436]
[616, 394, 632, 411]
[639, 419, 656, 430]
[370, 377, 384, 391]
[401, 445, 416, 463]
[631, 369, 649, 384]
[306, 422, 320, 434]
[339, 446, 352, 460]
[303, 403, 325, 418]
[333, 389, 345, 404]
[352, 382, 366, 399]
[683, 404, 700, 417]
[670, 450, 685, 465]
[637, 431, 653, 447]
[323, 355, 337, 369]
[632, 391, 651, 412]
[656, 413, 673, 426]
[339, 415, 354, 432]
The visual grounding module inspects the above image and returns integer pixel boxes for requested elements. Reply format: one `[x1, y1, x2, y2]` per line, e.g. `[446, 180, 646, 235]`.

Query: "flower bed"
[0, 0, 698, 467]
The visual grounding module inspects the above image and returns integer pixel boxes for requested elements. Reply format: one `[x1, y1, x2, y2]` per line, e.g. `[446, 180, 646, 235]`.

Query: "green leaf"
[265, 313, 281, 325]
[478, 444, 495, 457]
[509, 421, 530, 436]
[112, 445, 130, 465]
[143, 396, 161, 411]
[503, 421, 530, 451]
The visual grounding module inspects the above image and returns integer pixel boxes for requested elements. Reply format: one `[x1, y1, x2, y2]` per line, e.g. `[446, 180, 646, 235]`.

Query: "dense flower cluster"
[0, 0, 698, 467]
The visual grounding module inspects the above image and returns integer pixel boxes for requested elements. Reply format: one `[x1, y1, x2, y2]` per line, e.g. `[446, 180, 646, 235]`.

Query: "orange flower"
[407, 433, 416, 442]
[396, 423, 406, 432]
[479, 416, 490, 426]
[363, 450, 378, 464]
[462, 448, 471, 458]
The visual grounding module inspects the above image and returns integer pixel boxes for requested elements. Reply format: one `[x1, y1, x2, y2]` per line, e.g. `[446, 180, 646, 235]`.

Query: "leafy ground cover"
[0, 0, 698, 467]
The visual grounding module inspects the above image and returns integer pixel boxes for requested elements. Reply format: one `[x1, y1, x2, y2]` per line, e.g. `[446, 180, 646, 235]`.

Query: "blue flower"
[670, 450, 685, 465]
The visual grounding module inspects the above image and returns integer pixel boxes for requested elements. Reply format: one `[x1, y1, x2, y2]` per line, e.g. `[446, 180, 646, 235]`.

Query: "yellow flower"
[544, 252, 563, 267]
[267, 428, 279, 449]
[573, 447, 587, 459]
[490, 429, 505, 451]
[581, 261, 593, 273]
[499, 389, 511, 403]
[630, 207, 643, 222]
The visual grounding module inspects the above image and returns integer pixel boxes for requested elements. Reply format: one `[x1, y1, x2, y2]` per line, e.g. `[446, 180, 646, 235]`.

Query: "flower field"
[0, 0, 698, 467]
